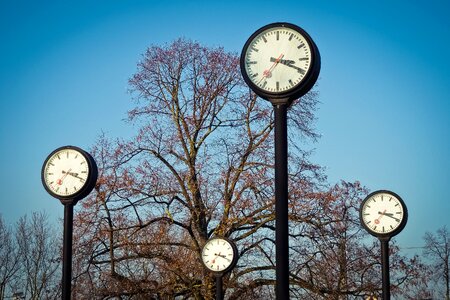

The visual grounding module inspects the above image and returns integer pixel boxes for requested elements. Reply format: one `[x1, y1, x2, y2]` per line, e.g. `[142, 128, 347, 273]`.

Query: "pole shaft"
[274, 104, 289, 299]
[62, 203, 74, 300]
[216, 276, 223, 300]
[381, 239, 390, 300]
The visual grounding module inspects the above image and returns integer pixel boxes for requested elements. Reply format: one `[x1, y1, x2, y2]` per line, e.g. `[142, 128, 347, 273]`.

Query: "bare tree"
[424, 226, 450, 300]
[0, 215, 20, 300]
[70, 39, 424, 299]
[15, 212, 61, 300]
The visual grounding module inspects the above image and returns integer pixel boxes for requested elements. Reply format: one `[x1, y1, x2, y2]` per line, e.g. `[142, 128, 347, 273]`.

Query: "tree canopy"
[68, 39, 423, 299]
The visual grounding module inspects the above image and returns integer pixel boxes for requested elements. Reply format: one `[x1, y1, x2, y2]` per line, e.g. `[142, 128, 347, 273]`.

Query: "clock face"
[201, 237, 237, 273]
[42, 146, 96, 200]
[241, 23, 319, 101]
[360, 191, 408, 237]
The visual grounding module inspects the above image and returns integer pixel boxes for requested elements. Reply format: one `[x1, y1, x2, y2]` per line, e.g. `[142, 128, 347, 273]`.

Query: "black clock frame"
[41, 145, 98, 204]
[359, 190, 408, 240]
[240, 22, 321, 105]
[201, 236, 238, 276]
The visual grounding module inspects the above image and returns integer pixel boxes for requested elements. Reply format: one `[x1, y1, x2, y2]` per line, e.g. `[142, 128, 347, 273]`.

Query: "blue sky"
[1, 0, 449, 252]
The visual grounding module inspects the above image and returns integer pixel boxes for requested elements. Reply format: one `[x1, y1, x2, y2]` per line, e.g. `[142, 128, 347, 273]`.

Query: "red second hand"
[258, 53, 284, 84]
[56, 168, 72, 186]
[374, 209, 386, 225]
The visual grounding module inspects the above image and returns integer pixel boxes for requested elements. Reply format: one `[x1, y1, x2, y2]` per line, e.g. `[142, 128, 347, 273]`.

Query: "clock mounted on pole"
[240, 22, 320, 299]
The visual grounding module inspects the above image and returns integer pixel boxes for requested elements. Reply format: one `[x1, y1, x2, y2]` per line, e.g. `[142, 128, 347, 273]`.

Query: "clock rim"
[201, 236, 238, 275]
[359, 190, 408, 239]
[41, 145, 98, 202]
[240, 22, 321, 104]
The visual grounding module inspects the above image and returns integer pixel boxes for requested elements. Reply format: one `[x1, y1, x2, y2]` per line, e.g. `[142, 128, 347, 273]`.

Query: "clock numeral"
[289, 79, 294, 86]
[251, 73, 258, 78]
[297, 43, 305, 49]
[262, 36, 267, 43]
[276, 81, 279, 91]
[299, 57, 308, 61]
[247, 61, 257, 65]
[276, 31, 279, 40]
[297, 68, 306, 75]
[289, 33, 293, 41]
[250, 46, 259, 52]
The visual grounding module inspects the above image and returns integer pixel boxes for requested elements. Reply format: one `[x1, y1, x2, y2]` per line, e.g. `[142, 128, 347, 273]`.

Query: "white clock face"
[202, 238, 235, 272]
[43, 148, 90, 197]
[361, 192, 405, 234]
[244, 26, 312, 93]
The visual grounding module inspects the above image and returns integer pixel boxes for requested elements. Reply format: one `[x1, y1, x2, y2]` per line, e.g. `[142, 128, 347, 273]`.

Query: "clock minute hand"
[378, 211, 400, 222]
[218, 254, 231, 262]
[63, 170, 86, 182]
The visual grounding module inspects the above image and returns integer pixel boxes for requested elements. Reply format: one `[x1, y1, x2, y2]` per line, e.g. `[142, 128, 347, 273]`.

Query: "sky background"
[1, 0, 449, 254]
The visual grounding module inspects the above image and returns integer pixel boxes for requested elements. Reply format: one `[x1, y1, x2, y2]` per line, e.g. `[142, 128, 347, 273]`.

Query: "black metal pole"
[62, 202, 74, 300]
[274, 103, 289, 299]
[380, 238, 390, 300]
[215, 276, 224, 300]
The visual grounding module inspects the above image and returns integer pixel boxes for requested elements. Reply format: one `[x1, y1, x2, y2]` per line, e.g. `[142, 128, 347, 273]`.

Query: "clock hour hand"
[270, 57, 295, 65]
[270, 57, 306, 74]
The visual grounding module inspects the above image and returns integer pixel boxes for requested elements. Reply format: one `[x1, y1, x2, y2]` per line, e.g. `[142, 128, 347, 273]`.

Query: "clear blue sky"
[1, 0, 449, 252]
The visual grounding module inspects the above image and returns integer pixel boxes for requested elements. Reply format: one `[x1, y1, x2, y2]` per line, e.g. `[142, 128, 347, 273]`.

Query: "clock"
[360, 190, 408, 239]
[201, 237, 238, 274]
[42, 146, 98, 203]
[240, 22, 320, 104]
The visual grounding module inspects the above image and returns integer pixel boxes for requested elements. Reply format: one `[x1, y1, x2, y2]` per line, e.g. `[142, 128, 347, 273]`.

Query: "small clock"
[360, 190, 408, 239]
[240, 22, 320, 104]
[42, 146, 98, 203]
[201, 237, 238, 275]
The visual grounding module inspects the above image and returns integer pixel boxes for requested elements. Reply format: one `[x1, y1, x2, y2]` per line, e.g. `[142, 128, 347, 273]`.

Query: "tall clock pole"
[380, 237, 391, 300]
[274, 103, 289, 299]
[240, 22, 321, 299]
[62, 202, 75, 300]
[42, 146, 98, 300]
[360, 190, 408, 300]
